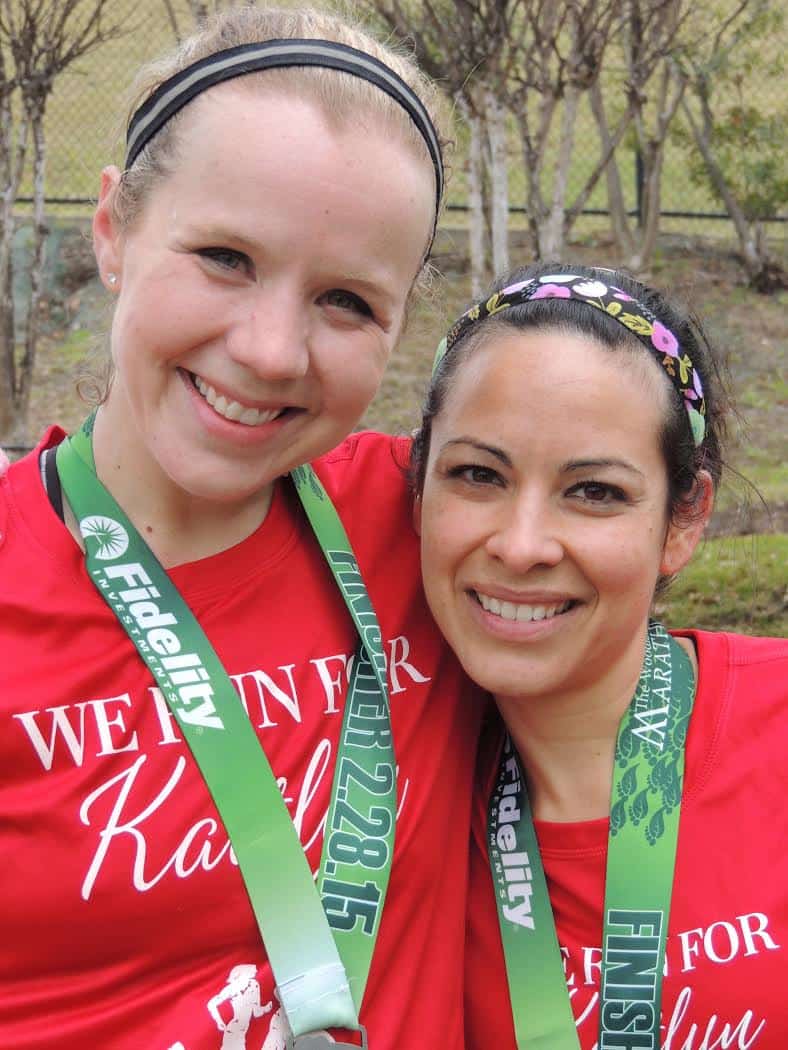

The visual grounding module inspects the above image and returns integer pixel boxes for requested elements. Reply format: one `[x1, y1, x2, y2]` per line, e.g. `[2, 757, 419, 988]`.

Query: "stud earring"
[107, 272, 118, 287]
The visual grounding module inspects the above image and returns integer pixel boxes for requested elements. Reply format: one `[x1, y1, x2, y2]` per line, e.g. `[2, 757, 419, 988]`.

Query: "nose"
[226, 287, 309, 381]
[484, 492, 564, 572]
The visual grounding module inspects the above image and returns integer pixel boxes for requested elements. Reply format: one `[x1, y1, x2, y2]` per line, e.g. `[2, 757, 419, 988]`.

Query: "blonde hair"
[113, 4, 448, 231]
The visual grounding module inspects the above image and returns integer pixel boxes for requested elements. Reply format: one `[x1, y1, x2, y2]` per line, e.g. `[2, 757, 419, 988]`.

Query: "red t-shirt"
[466, 630, 788, 1049]
[0, 428, 483, 1050]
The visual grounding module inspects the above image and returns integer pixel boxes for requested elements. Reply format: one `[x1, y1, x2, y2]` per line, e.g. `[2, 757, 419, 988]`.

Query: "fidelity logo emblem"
[79, 515, 129, 560]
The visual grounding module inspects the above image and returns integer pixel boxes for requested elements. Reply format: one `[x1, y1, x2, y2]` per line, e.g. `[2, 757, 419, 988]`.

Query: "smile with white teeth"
[475, 592, 573, 623]
[192, 374, 284, 426]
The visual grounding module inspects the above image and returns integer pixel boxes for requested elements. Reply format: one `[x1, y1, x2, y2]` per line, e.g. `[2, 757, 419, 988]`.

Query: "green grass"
[715, 465, 787, 513]
[654, 533, 788, 634]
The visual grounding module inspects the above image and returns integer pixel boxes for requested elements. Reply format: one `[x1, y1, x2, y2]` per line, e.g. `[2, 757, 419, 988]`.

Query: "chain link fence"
[23, 0, 788, 242]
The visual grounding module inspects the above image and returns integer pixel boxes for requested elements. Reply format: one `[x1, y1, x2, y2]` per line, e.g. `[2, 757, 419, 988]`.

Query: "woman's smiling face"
[416, 327, 702, 707]
[93, 85, 434, 508]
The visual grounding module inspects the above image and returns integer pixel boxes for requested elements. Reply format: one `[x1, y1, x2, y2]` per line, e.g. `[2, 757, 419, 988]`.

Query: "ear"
[660, 470, 714, 577]
[92, 166, 124, 291]
[412, 493, 422, 536]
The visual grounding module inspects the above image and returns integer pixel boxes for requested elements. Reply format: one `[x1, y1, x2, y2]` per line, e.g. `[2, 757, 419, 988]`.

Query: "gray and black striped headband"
[125, 38, 444, 228]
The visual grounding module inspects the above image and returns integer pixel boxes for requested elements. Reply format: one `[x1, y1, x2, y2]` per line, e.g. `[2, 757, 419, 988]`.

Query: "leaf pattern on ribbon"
[663, 761, 682, 811]
[672, 714, 690, 750]
[618, 765, 638, 799]
[616, 723, 641, 767]
[629, 788, 650, 826]
[648, 756, 670, 791]
[610, 797, 628, 837]
[646, 807, 666, 846]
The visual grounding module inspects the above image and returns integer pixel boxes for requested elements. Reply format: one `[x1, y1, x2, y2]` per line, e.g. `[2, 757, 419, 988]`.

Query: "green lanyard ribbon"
[487, 621, 695, 1049]
[56, 420, 397, 1042]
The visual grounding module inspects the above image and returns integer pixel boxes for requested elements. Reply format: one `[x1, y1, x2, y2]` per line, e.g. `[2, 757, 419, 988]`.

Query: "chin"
[167, 465, 267, 506]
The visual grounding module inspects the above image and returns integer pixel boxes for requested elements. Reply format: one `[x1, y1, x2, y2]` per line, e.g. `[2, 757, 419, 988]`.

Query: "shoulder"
[313, 430, 410, 490]
[675, 627, 788, 700]
[310, 432, 421, 597]
[0, 426, 68, 558]
[677, 628, 788, 667]
[311, 431, 414, 535]
[1, 426, 62, 498]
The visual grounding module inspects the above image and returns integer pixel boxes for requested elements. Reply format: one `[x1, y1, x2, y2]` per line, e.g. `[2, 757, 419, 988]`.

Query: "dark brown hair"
[411, 261, 731, 535]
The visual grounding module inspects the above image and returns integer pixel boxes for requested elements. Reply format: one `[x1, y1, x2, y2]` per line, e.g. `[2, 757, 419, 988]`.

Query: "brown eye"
[448, 465, 503, 487]
[568, 481, 626, 504]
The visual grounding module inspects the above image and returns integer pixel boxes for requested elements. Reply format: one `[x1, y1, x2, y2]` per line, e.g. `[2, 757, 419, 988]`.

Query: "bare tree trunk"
[463, 103, 487, 296]
[541, 83, 582, 258]
[0, 87, 29, 442]
[485, 87, 509, 275]
[626, 144, 662, 272]
[160, 0, 182, 40]
[625, 64, 686, 273]
[679, 91, 771, 287]
[516, 92, 556, 259]
[589, 79, 634, 256]
[15, 102, 48, 429]
[0, 260, 14, 439]
[566, 89, 636, 240]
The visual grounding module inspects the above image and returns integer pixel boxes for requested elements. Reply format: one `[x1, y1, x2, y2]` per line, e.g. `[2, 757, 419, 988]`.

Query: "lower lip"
[180, 370, 299, 447]
[466, 592, 580, 640]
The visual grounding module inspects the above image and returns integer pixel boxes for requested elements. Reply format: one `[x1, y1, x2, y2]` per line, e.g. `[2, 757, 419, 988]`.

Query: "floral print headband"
[434, 272, 706, 446]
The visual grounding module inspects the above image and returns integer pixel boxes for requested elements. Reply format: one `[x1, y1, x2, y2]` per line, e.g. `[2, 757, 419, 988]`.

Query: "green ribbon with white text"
[487, 621, 695, 1049]
[56, 418, 396, 1040]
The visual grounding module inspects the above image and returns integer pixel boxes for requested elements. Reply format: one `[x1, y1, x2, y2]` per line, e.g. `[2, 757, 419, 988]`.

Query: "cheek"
[321, 338, 389, 411]
[586, 525, 663, 597]
[419, 500, 469, 589]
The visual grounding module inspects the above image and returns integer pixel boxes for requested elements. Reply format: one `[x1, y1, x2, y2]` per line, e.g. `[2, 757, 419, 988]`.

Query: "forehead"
[177, 81, 409, 175]
[138, 85, 435, 276]
[435, 327, 670, 457]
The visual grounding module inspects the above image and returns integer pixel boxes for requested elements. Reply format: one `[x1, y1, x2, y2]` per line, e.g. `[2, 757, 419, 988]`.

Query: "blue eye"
[320, 289, 373, 317]
[197, 247, 251, 272]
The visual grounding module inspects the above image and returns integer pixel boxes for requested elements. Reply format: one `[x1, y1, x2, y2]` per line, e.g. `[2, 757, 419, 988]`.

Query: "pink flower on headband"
[612, 287, 635, 301]
[531, 284, 571, 300]
[651, 320, 678, 357]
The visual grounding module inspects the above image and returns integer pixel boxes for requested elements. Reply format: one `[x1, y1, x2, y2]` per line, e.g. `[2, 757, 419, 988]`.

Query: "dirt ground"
[17, 221, 788, 540]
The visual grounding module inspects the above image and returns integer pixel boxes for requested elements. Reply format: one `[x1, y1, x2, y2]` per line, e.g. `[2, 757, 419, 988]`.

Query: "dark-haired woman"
[411, 264, 788, 1046]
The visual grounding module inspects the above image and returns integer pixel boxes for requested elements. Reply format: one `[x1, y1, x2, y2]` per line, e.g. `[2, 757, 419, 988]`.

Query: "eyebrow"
[440, 438, 512, 467]
[560, 457, 645, 479]
[440, 443, 645, 480]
